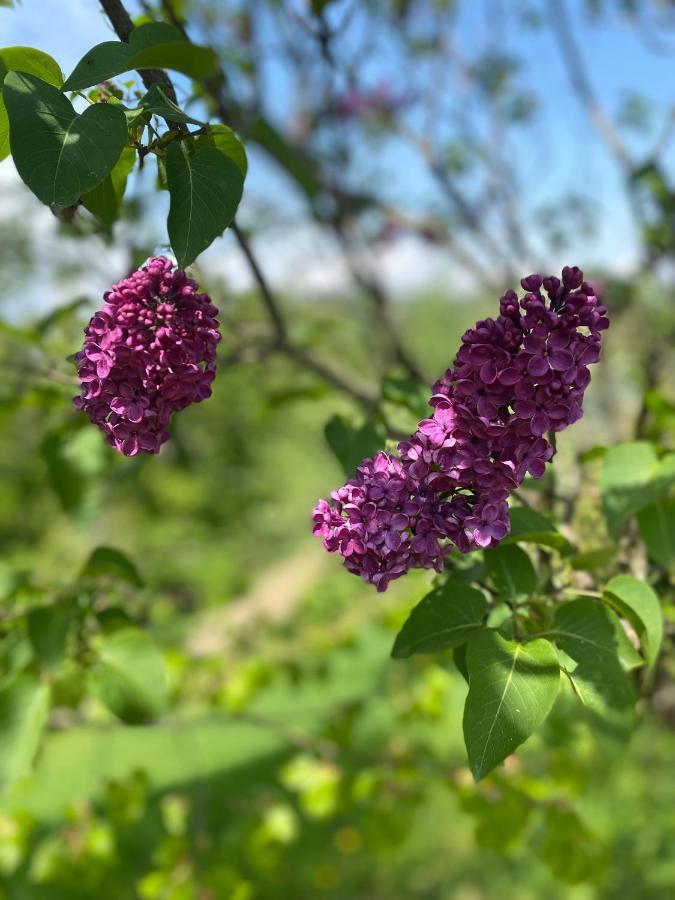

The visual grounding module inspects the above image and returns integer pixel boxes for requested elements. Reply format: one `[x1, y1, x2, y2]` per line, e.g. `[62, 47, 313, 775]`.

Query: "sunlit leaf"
[3, 72, 127, 208]
[90, 627, 168, 724]
[463, 630, 559, 780]
[62, 23, 216, 91]
[0, 46, 63, 160]
[0, 676, 50, 794]
[603, 575, 662, 668]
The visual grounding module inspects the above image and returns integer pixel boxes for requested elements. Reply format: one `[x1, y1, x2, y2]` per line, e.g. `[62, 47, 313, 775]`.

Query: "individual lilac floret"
[74, 257, 220, 456]
[313, 266, 608, 589]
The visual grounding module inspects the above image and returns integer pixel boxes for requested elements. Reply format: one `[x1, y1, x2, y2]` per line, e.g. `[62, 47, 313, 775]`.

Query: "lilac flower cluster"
[74, 257, 220, 456]
[313, 267, 608, 591]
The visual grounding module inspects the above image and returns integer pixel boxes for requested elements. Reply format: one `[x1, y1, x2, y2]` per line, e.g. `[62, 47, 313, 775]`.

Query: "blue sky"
[2, 0, 675, 301]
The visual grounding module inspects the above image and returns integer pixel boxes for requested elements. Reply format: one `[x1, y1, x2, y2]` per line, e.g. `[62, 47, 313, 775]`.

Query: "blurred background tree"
[0, 0, 675, 897]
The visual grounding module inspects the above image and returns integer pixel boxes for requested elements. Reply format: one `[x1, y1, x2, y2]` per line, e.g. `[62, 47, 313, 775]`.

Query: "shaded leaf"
[604, 575, 662, 668]
[137, 83, 206, 127]
[391, 580, 486, 658]
[0, 676, 50, 794]
[637, 499, 675, 571]
[3, 72, 127, 208]
[62, 23, 215, 91]
[463, 630, 559, 780]
[0, 46, 63, 160]
[80, 546, 144, 588]
[27, 599, 78, 672]
[324, 415, 384, 478]
[502, 506, 572, 554]
[600, 442, 675, 533]
[40, 430, 85, 512]
[534, 807, 607, 885]
[81, 146, 136, 230]
[484, 545, 536, 598]
[90, 627, 168, 724]
[165, 140, 244, 267]
[553, 599, 636, 734]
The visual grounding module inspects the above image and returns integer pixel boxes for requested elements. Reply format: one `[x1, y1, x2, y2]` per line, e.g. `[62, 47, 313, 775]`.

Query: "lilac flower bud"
[313, 267, 608, 590]
[74, 257, 220, 456]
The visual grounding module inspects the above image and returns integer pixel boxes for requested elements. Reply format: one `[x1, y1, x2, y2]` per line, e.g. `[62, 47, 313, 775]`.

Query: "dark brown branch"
[232, 222, 377, 409]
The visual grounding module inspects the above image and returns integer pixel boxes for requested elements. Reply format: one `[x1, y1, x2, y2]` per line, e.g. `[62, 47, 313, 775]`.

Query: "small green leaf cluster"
[0, 26, 247, 266]
[0, 545, 167, 796]
[388, 458, 667, 779]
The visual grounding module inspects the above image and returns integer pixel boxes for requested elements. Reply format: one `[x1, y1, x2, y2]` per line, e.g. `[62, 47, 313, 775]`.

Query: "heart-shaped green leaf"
[3, 72, 127, 208]
[63, 22, 215, 91]
[0, 46, 63, 160]
[463, 630, 559, 780]
[165, 140, 244, 267]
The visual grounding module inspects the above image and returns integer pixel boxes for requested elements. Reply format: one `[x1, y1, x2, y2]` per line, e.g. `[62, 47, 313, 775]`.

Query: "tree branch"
[99, 0, 377, 412]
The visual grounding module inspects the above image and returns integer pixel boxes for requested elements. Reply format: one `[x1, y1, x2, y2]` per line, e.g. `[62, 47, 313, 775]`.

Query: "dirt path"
[187, 542, 328, 656]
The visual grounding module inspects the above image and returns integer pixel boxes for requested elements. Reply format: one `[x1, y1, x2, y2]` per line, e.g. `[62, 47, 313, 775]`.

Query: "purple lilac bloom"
[313, 266, 608, 590]
[74, 257, 220, 456]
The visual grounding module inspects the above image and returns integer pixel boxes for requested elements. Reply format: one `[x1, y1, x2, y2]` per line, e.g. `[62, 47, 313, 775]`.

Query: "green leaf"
[569, 547, 615, 571]
[463, 630, 559, 781]
[137, 83, 206, 127]
[0, 676, 50, 794]
[382, 375, 430, 420]
[324, 415, 384, 477]
[90, 628, 168, 724]
[80, 546, 144, 588]
[40, 430, 85, 512]
[165, 140, 244, 267]
[553, 599, 636, 734]
[600, 442, 675, 533]
[502, 506, 572, 554]
[3, 72, 127, 208]
[62, 23, 216, 91]
[27, 599, 78, 672]
[484, 545, 536, 599]
[198, 124, 247, 177]
[391, 580, 486, 658]
[82, 146, 136, 230]
[534, 807, 607, 885]
[604, 575, 663, 668]
[0, 46, 63, 160]
[638, 499, 675, 571]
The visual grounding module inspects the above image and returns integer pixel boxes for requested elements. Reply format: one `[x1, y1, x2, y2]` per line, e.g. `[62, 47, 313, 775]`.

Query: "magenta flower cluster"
[74, 257, 220, 456]
[313, 267, 608, 591]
